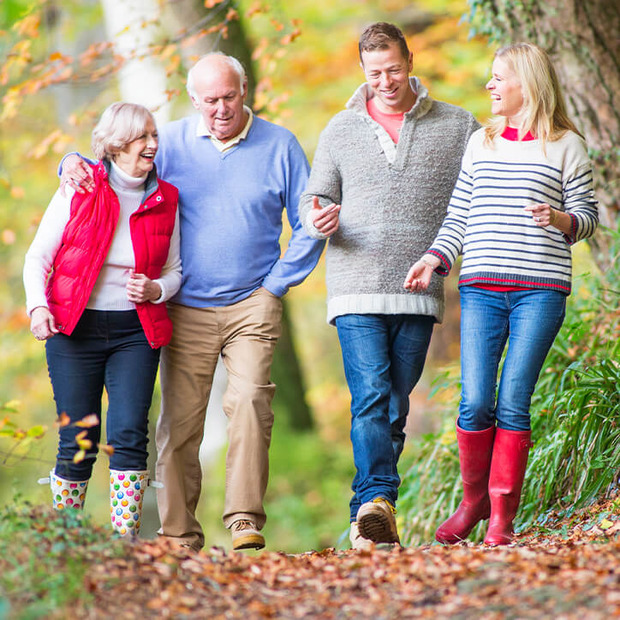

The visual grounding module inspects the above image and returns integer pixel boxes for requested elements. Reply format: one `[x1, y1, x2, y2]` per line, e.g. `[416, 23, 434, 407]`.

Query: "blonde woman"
[24, 103, 181, 537]
[404, 43, 598, 545]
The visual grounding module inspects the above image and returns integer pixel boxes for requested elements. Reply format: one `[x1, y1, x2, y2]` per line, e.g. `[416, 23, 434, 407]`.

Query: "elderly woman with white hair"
[24, 102, 181, 538]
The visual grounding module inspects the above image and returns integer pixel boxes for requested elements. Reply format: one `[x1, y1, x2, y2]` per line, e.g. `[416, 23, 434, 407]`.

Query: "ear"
[242, 78, 249, 101]
[407, 51, 413, 73]
[190, 95, 200, 111]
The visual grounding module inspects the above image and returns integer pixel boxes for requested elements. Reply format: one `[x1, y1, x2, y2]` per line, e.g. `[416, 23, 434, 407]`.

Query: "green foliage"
[197, 413, 355, 553]
[0, 400, 48, 467]
[0, 499, 125, 619]
[398, 226, 620, 545]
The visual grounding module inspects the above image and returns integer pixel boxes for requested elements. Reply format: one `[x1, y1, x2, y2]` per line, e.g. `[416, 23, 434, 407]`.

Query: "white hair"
[91, 102, 155, 161]
[186, 52, 246, 99]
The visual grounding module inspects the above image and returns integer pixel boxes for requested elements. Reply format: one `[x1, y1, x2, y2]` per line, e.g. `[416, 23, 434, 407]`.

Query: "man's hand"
[126, 271, 162, 304]
[403, 255, 440, 292]
[311, 196, 341, 237]
[60, 154, 95, 196]
[30, 306, 59, 341]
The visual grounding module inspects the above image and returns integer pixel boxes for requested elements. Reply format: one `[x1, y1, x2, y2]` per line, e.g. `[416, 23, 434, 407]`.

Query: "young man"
[299, 23, 479, 549]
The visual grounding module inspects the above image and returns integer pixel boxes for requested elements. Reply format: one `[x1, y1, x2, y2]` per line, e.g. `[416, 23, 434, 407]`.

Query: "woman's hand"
[525, 203, 572, 235]
[126, 271, 162, 304]
[30, 306, 58, 341]
[403, 255, 441, 292]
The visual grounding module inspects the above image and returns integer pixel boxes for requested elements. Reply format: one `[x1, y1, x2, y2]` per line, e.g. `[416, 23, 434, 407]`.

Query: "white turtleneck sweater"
[23, 161, 181, 315]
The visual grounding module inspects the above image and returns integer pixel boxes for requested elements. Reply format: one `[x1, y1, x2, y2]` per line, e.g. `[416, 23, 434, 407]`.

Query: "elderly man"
[299, 22, 479, 549]
[62, 52, 324, 551]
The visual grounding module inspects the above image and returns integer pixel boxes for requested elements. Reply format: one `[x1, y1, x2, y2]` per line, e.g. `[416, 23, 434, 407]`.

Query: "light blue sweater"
[155, 114, 324, 307]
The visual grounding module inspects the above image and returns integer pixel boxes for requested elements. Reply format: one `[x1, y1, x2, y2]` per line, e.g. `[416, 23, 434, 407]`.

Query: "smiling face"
[486, 57, 525, 127]
[114, 119, 158, 177]
[190, 56, 248, 142]
[361, 42, 415, 114]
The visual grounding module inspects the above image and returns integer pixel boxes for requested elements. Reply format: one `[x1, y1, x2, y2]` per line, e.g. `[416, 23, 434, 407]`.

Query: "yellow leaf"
[2, 400, 21, 412]
[600, 518, 614, 530]
[76, 437, 93, 450]
[73, 450, 86, 464]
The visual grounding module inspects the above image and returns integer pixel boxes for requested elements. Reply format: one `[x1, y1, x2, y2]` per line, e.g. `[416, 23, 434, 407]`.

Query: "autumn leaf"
[75, 414, 100, 428]
[600, 518, 614, 530]
[73, 449, 86, 463]
[98, 443, 115, 456]
[75, 430, 93, 451]
[57, 412, 71, 427]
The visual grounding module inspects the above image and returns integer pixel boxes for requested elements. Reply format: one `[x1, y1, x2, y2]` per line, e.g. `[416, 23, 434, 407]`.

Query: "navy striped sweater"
[428, 128, 598, 294]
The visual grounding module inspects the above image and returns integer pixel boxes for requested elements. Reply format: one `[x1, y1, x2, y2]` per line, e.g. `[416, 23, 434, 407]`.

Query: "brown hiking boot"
[349, 521, 373, 551]
[357, 498, 400, 544]
[231, 519, 265, 550]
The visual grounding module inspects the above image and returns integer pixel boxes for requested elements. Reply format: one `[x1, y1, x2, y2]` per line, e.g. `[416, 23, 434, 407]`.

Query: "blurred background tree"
[1, 0, 615, 552]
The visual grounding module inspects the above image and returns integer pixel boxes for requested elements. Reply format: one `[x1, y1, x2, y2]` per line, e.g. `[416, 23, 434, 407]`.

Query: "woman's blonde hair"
[484, 42, 581, 148]
[91, 102, 156, 160]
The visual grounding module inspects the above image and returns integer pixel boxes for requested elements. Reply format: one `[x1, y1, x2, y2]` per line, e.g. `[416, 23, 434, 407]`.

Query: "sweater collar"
[109, 161, 148, 190]
[346, 77, 433, 120]
[96, 159, 158, 196]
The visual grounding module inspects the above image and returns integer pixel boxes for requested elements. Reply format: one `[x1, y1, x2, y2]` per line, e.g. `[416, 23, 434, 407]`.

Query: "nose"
[486, 79, 493, 90]
[379, 72, 393, 88]
[216, 99, 228, 115]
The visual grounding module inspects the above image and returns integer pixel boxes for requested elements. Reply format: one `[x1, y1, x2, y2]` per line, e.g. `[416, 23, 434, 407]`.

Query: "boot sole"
[357, 512, 399, 544]
[232, 533, 265, 550]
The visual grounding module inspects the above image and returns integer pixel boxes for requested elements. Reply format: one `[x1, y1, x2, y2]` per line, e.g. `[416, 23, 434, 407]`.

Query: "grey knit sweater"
[299, 78, 479, 324]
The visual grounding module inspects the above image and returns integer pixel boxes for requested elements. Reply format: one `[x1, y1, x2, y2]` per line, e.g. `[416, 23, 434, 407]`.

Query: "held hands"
[126, 270, 162, 304]
[311, 196, 341, 237]
[60, 154, 95, 196]
[403, 255, 441, 293]
[30, 306, 59, 341]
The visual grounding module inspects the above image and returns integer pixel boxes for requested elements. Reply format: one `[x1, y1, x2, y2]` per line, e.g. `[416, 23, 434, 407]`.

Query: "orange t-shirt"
[366, 97, 404, 143]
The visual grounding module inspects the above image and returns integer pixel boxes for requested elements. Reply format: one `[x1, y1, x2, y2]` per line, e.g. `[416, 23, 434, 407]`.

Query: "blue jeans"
[46, 310, 161, 480]
[335, 314, 434, 521]
[459, 287, 566, 432]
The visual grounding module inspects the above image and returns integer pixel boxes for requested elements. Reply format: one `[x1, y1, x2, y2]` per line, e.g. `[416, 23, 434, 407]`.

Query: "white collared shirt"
[196, 105, 254, 152]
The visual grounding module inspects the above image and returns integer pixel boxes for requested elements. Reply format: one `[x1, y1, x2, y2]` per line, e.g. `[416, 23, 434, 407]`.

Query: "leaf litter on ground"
[71, 491, 619, 619]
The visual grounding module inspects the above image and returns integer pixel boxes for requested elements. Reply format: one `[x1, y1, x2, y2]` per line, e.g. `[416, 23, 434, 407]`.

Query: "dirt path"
[80, 498, 619, 619]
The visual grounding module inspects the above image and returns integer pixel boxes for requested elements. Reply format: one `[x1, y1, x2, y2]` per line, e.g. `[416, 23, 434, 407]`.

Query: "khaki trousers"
[155, 288, 282, 549]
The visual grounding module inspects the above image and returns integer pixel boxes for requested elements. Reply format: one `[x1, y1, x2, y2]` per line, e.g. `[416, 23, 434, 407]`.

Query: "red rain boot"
[435, 424, 495, 544]
[484, 427, 533, 546]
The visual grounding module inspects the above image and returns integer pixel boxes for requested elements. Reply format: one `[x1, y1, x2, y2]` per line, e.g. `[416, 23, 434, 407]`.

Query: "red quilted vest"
[47, 161, 179, 348]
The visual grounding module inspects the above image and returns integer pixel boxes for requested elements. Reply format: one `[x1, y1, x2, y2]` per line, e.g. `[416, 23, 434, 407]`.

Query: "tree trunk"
[472, 0, 619, 268]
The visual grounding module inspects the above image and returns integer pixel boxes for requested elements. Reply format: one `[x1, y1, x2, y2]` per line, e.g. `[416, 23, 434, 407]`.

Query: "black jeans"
[46, 310, 160, 480]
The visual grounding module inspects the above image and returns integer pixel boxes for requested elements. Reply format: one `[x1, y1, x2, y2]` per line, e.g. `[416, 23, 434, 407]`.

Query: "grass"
[0, 500, 126, 619]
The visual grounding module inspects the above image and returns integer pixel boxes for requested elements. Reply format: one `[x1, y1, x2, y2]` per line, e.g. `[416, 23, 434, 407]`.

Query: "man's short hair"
[358, 22, 410, 63]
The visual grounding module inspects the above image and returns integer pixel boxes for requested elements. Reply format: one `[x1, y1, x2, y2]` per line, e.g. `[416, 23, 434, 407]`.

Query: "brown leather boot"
[435, 424, 495, 544]
[484, 427, 533, 546]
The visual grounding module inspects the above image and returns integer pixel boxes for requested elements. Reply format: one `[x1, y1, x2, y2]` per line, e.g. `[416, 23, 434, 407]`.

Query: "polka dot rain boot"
[109, 469, 148, 538]
[39, 470, 89, 511]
